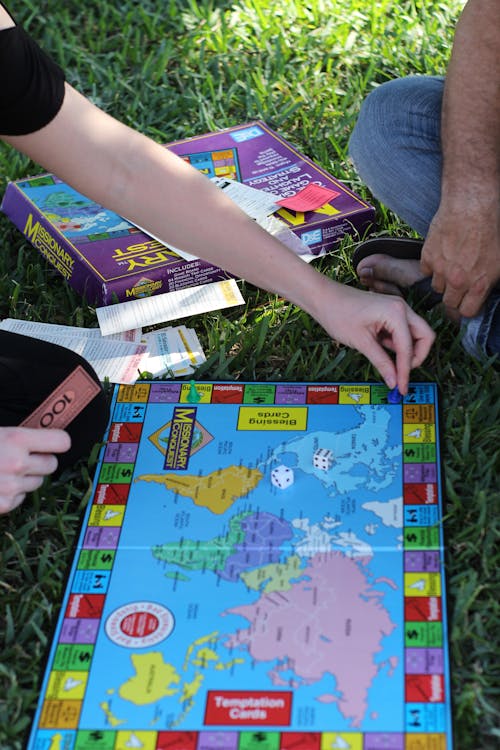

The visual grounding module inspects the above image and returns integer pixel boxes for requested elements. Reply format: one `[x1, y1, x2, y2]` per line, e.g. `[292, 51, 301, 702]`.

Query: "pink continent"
[223, 551, 396, 727]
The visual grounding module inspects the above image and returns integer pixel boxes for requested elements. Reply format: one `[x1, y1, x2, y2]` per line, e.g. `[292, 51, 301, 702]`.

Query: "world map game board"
[27, 381, 453, 750]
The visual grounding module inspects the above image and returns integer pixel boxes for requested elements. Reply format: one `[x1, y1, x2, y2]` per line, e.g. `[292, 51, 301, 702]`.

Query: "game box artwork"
[25, 380, 453, 750]
[1, 122, 375, 305]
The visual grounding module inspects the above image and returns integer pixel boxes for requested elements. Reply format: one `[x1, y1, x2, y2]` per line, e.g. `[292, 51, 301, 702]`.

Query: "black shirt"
[0, 4, 65, 135]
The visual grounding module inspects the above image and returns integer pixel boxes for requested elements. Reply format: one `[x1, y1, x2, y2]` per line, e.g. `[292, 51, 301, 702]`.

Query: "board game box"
[1, 122, 375, 305]
[25, 380, 453, 750]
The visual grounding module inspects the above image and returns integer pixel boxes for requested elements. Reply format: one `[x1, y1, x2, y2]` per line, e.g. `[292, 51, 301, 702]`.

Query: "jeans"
[348, 75, 500, 359]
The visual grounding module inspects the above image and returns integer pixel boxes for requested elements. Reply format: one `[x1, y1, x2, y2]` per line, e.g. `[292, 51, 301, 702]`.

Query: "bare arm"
[3, 84, 435, 393]
[3, 86, 327, 315]
[421, 0, 500, 316]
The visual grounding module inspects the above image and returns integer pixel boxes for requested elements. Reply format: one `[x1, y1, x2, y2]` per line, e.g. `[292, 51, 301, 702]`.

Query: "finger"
[0, 473, 45, 514]
[430, 271, 445, 295]
[6, 451, 59, 479]
[420, 254, 432, 277]
[17, 474, 46, 493]
[420, 241, 436, 277]
[459, 297, 482, 318]
[375, 299, 415, 394]
[356, 332, 398, 391]
[406, 312, 436, 367]
[369, 347, 399, 392]
[0, 435, 61, 489]
[377, 325, 433, 370]
[442, 284, 465, 311]
[0, 492, 27, 514]
[360, 297, 416, 393]
[458, 282, 489, 318]
[20, 427, 71, 454]
[391, 325, 414, 396]
[27, 453, 59, 477]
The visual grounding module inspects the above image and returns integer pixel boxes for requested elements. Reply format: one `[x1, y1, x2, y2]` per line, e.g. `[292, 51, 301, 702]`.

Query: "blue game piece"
[387, 387, 402, 404]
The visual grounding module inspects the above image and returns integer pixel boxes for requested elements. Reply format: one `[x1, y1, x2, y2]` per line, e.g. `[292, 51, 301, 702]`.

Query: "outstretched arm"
[3, 84, 435, 393]
[421, 0, 500, 316]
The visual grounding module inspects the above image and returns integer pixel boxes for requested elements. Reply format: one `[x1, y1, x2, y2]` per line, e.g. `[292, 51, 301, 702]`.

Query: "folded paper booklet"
[1, 121, 374, 306]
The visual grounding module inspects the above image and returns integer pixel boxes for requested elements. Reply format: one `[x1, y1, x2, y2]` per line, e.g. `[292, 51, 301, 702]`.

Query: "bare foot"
[356, 253, 461, 323]
[356, 254, 425, 296]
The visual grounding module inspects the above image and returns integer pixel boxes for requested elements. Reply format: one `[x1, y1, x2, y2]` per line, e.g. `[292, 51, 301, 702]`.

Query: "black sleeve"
[0, 24, 66, 136]
[0, 331, 110, 474]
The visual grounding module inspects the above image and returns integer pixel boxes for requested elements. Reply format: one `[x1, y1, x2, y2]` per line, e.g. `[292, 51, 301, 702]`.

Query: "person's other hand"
[0, 426, 71, 514]
[421, 200, 500, 317]
[317, 283, 435, 395]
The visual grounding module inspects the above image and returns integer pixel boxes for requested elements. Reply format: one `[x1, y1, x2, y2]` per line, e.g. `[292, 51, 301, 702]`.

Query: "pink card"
[276, 183, 341, 212]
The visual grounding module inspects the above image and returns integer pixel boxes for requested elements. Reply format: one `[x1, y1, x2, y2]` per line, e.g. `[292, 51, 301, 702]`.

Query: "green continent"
[240, 554, 303, 594]
[153, 511, 252, 571]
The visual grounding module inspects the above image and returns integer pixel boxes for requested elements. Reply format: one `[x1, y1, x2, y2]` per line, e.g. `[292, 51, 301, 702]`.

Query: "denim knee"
[349, 76, 445, 172]
[349, 76, 444, 235]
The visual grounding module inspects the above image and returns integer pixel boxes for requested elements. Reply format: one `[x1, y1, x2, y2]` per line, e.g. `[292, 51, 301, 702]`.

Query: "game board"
[179, 148, 241, 182]
[27, 381, 453, 750]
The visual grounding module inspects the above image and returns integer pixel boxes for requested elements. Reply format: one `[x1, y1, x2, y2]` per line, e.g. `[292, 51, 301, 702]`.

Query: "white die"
[271, 464, 294, 489]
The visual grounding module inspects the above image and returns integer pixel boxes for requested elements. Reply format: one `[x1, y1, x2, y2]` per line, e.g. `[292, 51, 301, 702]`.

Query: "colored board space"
[26, 381, 453, 750]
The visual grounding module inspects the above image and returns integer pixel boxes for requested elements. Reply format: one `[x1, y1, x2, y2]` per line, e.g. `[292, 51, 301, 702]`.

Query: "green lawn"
[0, 1, 498, 748]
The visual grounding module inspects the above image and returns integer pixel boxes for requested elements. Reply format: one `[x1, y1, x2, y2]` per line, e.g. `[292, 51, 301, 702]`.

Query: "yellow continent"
[119, 652, 180, 705]
[136, 465, 263, 514]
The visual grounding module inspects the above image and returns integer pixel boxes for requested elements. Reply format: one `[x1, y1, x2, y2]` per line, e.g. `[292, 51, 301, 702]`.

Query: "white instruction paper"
[0, 319, 147, 383]
[96, 279, 244, 336]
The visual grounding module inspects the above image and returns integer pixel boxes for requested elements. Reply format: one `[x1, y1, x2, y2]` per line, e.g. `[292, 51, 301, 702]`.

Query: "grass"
[0, 0, 499, 748]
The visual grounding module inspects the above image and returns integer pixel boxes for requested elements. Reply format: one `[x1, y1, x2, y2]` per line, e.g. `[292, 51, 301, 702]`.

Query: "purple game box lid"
[1, 121, 374, 304]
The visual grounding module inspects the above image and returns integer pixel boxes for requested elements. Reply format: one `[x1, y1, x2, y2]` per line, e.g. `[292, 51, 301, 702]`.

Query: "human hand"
[421, 201, 500, 317]
[315, 282, 435, 395]
[0, 426, 71, 514]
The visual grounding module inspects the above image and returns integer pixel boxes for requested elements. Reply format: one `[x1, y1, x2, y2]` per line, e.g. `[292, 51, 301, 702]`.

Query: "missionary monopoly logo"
[148, 406, 214, 470]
